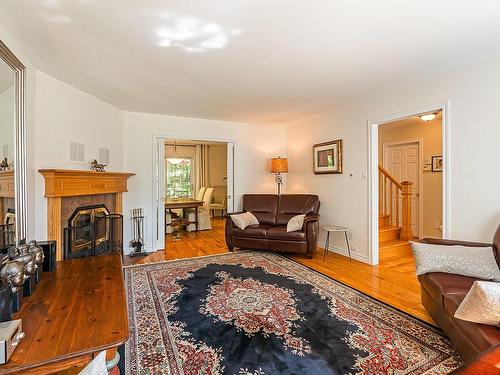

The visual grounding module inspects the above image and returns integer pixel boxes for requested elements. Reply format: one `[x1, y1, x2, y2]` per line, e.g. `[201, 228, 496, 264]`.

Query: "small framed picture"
[431, 156, 443, 172]
[313, 140, 343, 174]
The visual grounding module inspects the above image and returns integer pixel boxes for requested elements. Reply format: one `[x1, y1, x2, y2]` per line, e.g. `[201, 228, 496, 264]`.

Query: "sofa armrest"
[304, 213, 320, 223]
[420, 238, 492, 248]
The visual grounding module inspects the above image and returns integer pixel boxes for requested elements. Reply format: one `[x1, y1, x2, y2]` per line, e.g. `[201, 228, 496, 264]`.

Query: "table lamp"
[270, 157, 288, 195]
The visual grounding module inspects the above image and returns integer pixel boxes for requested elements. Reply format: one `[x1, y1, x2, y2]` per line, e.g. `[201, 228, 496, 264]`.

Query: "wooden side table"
[321, 225, 352, 261]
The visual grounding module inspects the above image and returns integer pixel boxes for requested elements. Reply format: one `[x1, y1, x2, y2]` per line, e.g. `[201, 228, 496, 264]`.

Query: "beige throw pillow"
[287, 214, 305, 232]
[230, 212, 259, 230]
[410, 242, 500, 281]
[454, 281, 500, 326]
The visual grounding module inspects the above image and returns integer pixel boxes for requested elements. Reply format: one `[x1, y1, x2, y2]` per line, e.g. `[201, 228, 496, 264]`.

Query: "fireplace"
[69, 204, 109, 251]
[63, 204, 123, 259]
[38, 169, 134, 260]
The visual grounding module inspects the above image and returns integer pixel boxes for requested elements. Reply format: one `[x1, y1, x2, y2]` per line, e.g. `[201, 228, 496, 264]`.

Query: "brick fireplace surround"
[39, 169, 135, 260]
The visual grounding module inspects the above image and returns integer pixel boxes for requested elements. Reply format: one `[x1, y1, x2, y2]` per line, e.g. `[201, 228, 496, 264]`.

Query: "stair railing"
[378, 164, 413, 240]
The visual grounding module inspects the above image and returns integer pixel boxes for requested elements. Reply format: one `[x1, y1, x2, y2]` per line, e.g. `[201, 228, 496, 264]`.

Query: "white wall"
[208, 144, 227, 188]
[287, 59, 500, 263]
[0, 85, 14, 161]
[34, 71, 124, 240]
[123, 112, 287, 252]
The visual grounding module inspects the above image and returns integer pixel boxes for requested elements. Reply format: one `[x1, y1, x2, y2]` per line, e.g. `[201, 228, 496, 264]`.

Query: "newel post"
[400, 181, 413, 240]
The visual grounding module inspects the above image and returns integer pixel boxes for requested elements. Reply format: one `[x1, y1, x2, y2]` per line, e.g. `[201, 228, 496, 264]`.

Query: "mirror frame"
[0, 40, 27, 244]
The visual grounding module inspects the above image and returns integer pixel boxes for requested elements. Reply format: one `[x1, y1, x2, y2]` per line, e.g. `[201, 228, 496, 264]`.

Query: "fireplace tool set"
[130, 208, 146, 256]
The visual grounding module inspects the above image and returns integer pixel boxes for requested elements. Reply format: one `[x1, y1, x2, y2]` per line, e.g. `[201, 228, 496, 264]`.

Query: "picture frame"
[313, 140, 343, 174]
[431, 155, 443, 172]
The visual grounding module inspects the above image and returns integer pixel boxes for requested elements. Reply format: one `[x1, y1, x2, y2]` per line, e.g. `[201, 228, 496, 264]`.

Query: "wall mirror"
[0, 40, 27, 248]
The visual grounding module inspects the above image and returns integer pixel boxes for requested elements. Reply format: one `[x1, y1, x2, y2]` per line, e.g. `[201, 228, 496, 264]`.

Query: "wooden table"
[0, 255, 129, 375]
[165, 198, 204, 231]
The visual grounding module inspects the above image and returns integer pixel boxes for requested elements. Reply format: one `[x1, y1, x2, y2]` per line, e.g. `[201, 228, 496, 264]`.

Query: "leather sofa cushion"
[276, 194, 320, 226]
[444, 293, 500, 353]
[267, 226, 306, 240]
[419, 272, 477, 307]
[242, 194, 279, 225]
[232, 224, 271, 238]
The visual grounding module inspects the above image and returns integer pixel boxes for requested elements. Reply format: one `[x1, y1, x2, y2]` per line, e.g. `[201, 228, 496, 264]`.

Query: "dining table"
[164, 198, 204, 231]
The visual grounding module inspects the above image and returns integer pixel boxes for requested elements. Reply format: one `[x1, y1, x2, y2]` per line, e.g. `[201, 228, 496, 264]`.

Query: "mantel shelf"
[38, 169, 135, 198]
[0, 170, 15, 198]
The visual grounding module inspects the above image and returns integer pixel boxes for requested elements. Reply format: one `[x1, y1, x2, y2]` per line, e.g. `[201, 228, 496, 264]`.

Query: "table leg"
[106, 348, 120, 374]
[323, 231, 330, 262]
[195, 206, 199, 231]
[344, 230, 352, 261]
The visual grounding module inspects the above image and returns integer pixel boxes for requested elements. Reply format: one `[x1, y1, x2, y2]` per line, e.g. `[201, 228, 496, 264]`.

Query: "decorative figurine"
[0, 261, 26, 293]
[28, 241, 45, 283]
[15, 245, 37, 275]
[14, 248, 37, 297]
[0, 260, 26, 312]
[90, 159, 107, 172]
[0, 158, 10, 171]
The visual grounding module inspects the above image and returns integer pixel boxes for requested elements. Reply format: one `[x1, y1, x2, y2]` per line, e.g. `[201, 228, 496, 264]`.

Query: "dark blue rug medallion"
[124, 252, 461, 374]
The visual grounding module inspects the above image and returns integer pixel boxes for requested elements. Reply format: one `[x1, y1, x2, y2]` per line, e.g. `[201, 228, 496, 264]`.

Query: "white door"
[226, 142, 235, 213]
[384, 142, 420, 237]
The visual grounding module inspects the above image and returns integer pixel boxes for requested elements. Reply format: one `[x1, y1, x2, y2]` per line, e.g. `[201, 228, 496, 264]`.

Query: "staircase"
[378, 165, 413, 253]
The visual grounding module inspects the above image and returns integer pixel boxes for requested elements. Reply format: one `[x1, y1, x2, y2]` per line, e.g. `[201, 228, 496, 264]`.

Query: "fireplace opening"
[64, 204, 122, 259]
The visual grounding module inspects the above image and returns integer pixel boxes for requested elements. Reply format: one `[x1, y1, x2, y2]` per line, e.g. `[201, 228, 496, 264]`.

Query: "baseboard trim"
[317, 241, 369, 263]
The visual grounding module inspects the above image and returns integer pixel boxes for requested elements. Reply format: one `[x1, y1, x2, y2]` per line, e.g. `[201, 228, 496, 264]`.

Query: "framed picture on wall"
[313, 140, 343, 174]
[431, 155, 443, 172]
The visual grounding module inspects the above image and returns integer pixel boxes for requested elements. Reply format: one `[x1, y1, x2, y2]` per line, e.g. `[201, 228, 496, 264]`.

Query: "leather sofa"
[225, 194, 320, 258]
[417, 224, 500, 361]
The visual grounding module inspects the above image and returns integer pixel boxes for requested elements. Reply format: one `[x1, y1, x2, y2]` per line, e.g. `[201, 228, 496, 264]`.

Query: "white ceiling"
[1, 1, 500, 125]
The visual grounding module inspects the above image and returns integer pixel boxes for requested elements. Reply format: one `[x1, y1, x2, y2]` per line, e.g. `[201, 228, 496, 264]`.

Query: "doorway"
[368, 102, 450, 265]
[382, 140, 422, 237]
[152, 136, 235, 252]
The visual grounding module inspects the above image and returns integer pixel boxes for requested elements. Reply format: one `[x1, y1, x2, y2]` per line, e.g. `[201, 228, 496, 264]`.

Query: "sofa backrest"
[242, 194, 320, 226]
[276, 194, 320, 225]
[242, 194, 279, 225]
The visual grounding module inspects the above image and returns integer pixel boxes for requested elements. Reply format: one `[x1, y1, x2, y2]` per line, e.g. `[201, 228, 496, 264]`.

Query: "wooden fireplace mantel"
[38, 169, 135, 198]
[38, 169, 135, 260]
[0, 170, 15, 198]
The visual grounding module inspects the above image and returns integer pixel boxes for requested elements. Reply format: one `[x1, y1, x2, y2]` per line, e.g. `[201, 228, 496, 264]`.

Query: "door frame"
[152, 134, 236, 252]
[382, 138, 424, 239]
[367, 101, 450, 265]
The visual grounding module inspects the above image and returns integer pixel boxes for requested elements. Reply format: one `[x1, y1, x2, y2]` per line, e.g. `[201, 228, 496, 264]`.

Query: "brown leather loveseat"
[225, 194, 320, 258]
[417, 224, 500, 361]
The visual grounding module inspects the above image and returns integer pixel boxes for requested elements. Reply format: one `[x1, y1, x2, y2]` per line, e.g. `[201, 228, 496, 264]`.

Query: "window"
[166, 158, 192, 198]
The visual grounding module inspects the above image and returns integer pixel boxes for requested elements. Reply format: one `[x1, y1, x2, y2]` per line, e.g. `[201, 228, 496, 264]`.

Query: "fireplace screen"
[63, 204, 122, 259]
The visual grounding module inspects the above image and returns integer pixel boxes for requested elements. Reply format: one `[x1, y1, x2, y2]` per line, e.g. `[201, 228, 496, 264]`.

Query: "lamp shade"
[270, 157, 288, 173]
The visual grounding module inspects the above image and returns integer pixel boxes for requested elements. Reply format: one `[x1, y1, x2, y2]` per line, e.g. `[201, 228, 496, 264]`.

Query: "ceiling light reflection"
[153, 12, 242, 54]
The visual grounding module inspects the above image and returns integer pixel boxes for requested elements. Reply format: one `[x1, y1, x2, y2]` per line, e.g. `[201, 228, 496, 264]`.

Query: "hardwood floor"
[124, 218, 433, 325]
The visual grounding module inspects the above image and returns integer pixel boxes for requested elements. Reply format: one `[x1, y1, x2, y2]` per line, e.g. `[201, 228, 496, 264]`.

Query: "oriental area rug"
[123, 251, 462, 374]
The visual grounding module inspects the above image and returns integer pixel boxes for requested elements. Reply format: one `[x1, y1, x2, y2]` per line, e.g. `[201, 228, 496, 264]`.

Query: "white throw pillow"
[230, 212, 259, 230]
[454, 281, 500, 326]
[287, 214, 305, 232]
[410, 242, 500, 281]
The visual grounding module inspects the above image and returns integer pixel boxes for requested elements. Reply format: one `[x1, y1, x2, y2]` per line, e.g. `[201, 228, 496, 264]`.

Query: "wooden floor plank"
[123, 218, 433, 325]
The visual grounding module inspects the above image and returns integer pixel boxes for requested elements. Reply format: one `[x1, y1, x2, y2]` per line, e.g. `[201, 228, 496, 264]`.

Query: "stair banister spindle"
[378, 164, 412, 236]
[389, 181, 393, 225]
[400, 181, 413, 240]
[396, 189, 399, 226]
